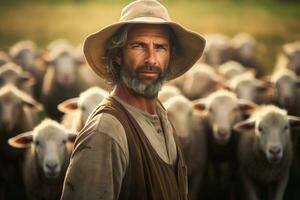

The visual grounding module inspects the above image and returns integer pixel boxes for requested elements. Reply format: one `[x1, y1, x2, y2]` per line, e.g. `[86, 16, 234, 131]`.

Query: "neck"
[112, 82, 158, 114]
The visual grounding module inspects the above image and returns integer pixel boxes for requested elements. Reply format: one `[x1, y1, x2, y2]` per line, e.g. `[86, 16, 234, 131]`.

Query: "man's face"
[118, 24, 171, 99]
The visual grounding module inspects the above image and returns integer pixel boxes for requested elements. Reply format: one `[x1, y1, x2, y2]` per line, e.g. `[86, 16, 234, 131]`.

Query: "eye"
[62, 139, 67, 145]
[131, 42, 144, 49]
[155, 44, 168, 51]
[258, 125, 263, 133]
[283, 124, 289, 131]
[35, 140, 40, 146]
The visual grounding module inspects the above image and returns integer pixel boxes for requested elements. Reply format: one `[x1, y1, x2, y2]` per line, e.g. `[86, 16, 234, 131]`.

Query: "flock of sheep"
[0, 32, 299, 200]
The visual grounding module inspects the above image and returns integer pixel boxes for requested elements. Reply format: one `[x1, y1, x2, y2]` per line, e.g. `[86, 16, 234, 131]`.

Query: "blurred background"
[0, 0, 300, 200]
[1, 0, 300, 73]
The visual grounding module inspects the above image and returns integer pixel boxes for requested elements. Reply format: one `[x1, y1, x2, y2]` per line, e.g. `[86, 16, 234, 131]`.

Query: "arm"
[60, 115, 128, 200]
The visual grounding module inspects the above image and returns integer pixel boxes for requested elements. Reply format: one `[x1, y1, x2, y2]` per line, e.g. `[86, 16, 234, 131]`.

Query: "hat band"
[120, 16, 170, 24]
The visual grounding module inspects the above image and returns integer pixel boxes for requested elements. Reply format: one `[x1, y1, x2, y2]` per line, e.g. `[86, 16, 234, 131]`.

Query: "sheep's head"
[194, 90, 256, 144]
[234, 105, 300, 163]
[8, 119, 77, 179]
[0, 85, 42, 133]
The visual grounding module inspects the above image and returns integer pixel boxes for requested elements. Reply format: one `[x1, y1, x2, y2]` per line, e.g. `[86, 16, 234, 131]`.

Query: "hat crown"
[120, 0, 171, 22]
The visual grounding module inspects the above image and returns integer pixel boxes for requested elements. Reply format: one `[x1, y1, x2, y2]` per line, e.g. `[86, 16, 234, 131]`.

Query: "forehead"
[128, 24, 170, 41]
[259, 113, 287, 128]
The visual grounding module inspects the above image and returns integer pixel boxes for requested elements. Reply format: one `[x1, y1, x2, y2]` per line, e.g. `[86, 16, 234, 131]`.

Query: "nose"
[217, 129, 228, 139]
[145, 48, 157, 66]
[46, 162, 58, 171]
[1, 121, 11, 131]
[269, 146, 281, 157]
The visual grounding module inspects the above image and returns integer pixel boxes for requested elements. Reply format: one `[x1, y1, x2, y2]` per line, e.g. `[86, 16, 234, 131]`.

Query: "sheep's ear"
[193, 99, 206, 111]
[8, 131, 33, 148]
[255, 80, 272, 92]
[67, 133, 77, 142]
[238, 99, 257, 114]
[23, 100, 43, 112]
[58, 98, 79, 113]
[234, 120, 255, 132]
[288, 116, 300, 129]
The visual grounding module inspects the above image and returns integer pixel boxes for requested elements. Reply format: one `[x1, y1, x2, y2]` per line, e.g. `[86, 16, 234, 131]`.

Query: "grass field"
[0, 0, 300, 72]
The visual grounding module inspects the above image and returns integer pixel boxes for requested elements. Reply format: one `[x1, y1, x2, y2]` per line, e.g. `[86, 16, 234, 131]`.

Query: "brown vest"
[89, 97, 187, 200]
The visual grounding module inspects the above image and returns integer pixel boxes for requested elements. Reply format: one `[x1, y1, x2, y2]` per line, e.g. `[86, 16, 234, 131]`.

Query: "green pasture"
[0, 0, 300, 73]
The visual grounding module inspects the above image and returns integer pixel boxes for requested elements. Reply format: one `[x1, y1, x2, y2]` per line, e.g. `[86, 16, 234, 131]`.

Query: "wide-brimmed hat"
[84, 0, 206, 80]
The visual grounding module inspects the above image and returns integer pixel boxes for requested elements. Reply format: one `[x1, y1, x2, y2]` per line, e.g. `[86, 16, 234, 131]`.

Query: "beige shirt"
[60, 95, 178, 200]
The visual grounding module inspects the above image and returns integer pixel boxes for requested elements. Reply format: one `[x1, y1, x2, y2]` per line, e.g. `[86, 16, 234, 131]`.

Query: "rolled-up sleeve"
[61, 114, 128, 200]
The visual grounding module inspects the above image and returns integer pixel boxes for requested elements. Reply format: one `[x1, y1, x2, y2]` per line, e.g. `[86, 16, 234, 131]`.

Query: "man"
[60, 0, 205, 199]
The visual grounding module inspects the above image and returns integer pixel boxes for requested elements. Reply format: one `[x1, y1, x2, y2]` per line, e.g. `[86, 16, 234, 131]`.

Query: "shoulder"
[73, 112, 129, 160]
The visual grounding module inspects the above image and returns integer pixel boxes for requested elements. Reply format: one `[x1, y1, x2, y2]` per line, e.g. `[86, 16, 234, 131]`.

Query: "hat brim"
[84, 17, 206, 80]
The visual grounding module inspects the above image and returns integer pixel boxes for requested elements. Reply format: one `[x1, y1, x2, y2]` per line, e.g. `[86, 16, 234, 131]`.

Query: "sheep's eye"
[283, 124, 289, 131]
[62, 140, 67, 145]
[258, 126, 263, 133]
[35, 140, 40, 146]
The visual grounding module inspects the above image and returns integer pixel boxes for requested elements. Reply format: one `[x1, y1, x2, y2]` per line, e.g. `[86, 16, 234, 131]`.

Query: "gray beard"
[121, 70, 167, 99]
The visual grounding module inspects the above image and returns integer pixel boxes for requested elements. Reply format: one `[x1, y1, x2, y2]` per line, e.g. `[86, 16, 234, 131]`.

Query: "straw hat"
[84, 0, 206, 80]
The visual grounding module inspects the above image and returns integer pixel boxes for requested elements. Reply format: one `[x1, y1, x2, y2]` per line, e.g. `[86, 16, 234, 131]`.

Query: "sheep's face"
[15, 49, 36, 70]
[0, 93, 23, 133]
[236, 80, 258, 103]
[208, 96, 241, 144]
[165, 97, 193, 140]
[276, 76, 297, 108]
[54, 53, 78, 86]
[289, 51, 300, 75]
[34, 126, 69, 179]
[255, 113, 289, 163]
[238, 43, 255, 60]
[79, 93, 105, 125]
[183, 71, 215, 99]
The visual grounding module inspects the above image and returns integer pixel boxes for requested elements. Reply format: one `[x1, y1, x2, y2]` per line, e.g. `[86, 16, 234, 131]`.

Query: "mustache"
[135, 65, 162, 74]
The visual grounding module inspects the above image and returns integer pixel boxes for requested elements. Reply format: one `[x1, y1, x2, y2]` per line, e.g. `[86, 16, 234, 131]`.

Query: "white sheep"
[275, 41, 300, 76]
[270, 67, 300, 115]
[181, 63, 224, 99]
[228, 71, 273, 104]
[9, 40, 39, 72]
[203, 34, 234, 67]
[58, 87, 109, 131]
[0, 62, 35, 95]
[0, 84, 43, 135]
[41, 42, 83, 119]
[8, 119, 77, 200]
[163, 95, 207, 200]
[231, 32, 264, 76]
[218, 60, 247, 80]
[234, 105, 300, 200]
[193, 90, 257, 199]
[158, 85, 181, 102]
[0, 84, 43, 199]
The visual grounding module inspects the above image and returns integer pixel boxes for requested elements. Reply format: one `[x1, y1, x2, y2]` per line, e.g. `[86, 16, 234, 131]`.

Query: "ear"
[67, 133, 77, 142]
[23, 100, 44, 112]
[192, 99, 207, 112]
[215, 82, 231, 91]
[238, 99, 257, 114]
[255, 80, 272, 92]
[288, 115, 300, 129]
[58, 98, 79, 113]
[233, 119, 256, 132]
[8, 131, 33, 148]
